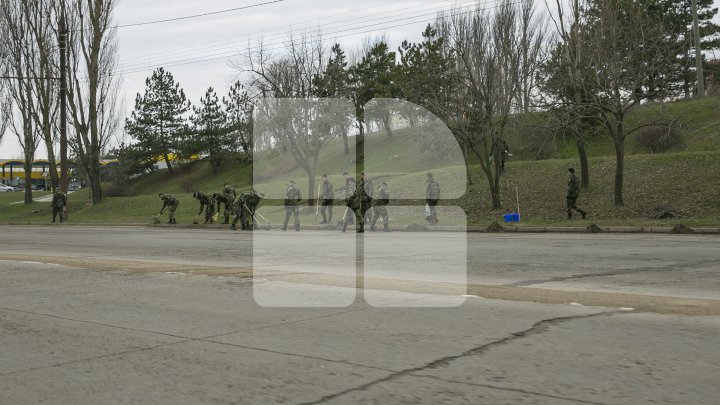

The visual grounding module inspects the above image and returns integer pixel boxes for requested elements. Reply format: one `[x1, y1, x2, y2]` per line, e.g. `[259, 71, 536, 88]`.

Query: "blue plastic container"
[512, 213, 521, 222]
[503, 213, 513, 223]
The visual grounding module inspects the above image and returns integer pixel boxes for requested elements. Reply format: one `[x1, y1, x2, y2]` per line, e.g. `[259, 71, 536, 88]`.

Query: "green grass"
[2, 97, 720, 227]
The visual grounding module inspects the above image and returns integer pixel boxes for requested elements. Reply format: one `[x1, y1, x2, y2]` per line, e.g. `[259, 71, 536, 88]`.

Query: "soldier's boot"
[384, 219, 389, 232]
[167, 219, 173, 224]
[294, 222, 300, 231]
[281, 222, 288, 231]
[581, 210, 587, 219]
[320, 212, 327, 224]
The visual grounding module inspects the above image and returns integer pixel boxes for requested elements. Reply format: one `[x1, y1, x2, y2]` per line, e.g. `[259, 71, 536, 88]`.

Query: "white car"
[0, 184, 15, 192]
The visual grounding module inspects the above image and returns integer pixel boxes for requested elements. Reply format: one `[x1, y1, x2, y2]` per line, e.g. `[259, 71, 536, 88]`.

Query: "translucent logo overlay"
[251, 98, 468, 307]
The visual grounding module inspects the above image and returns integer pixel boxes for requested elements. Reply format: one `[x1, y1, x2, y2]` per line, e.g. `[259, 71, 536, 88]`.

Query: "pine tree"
[124, 68, 190, 175]
[188, 87, 228, 171]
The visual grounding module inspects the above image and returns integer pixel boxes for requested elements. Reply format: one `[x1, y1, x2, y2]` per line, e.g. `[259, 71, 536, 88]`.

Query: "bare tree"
[573, 0, 677, 206]
[243, 32, 344, 206]
[64, 0, 121, 203]
[434, 1, 527, 209]
[27, 0, 60, 192]
[0, 0, 41, 203]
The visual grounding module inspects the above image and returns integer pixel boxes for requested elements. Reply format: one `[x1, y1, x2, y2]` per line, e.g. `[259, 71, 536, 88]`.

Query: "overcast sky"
[1, 0, 489, 158]
[2, 0, 717, 158]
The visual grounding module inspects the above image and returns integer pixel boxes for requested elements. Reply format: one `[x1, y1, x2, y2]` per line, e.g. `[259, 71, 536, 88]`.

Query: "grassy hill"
[1, 97, 719, 227]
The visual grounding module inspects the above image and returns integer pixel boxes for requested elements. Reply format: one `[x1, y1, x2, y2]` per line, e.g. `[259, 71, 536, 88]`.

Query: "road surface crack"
[300, 310, 623, 405]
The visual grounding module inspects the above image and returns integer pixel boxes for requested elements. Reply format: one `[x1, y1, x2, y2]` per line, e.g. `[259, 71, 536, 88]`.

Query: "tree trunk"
[88, 164, 102, 203]
[613, 138, 625, 206]
[342, 131, 349, 155]
[306, 167, 316, 211]
[163, 153, 174, 175]
[463, 146, 473, 186]
[576, 137, 589, 188]
[23, 160, 33, 205]
[382, 113, 393, 138]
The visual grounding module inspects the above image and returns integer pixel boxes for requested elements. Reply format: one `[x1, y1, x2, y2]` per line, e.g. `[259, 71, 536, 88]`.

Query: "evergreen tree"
[187, 87, 228, 171]
[224, 81, 254, 163]
[348, 41, 400, 137]
[124, 68, 190, 175]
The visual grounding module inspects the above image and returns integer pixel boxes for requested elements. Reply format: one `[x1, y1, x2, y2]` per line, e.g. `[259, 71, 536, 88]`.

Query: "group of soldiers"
[280, 171, 441, 233]
[156, 183, 264, 230]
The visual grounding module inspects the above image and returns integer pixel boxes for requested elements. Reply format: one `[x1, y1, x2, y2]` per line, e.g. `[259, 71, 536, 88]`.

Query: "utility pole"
[691, 0, 705, 97]
[59, 12, 68, 193]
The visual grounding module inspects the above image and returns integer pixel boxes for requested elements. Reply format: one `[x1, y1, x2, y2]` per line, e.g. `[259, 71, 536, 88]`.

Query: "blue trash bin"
[503, 213, 513, 223]
[512, 213, 521, 222]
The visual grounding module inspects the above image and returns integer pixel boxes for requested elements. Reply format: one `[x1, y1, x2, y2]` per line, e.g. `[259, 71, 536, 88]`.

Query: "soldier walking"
[158, 193, 179, 224]
[51, 191, 67, 223]
[319, 174, 334, 224]
[282, 180, 302, 231]
[341, 177, 364, 233]
[566, 168, 587, 219]
[425, 172, 440, 225]
[359, 171, 373, 224]
[370, 182, 390, 232]
[193, 191, 216, 224]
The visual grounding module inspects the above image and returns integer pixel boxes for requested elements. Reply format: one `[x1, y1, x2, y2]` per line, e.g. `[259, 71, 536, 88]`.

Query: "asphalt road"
[0, 225, 718, 404]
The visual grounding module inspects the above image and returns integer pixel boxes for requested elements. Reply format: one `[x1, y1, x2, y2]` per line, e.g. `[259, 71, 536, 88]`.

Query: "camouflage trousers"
[283, 206, 300, 230]
[370, 206, 388, 230]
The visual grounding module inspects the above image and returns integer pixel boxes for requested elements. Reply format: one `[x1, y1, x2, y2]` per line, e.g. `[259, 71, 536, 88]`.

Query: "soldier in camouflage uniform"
[425, 172, 440, 225]
[221, 183, 237, 224]
[342, 172, 354, 225]
[359, 171, 374, 224]
[51, 191, 67, 223]
[566, 168, 587, 219]
[319, 174, 334, 224]
[158, 193, 179, 224]
[282, 180, 302, 231]
[214, 192, 234, 224]
[370, 182, 390, 232]
[193, 191, 216, 224]
[341, 177, 364, 233]
[231, 190, 263, 230]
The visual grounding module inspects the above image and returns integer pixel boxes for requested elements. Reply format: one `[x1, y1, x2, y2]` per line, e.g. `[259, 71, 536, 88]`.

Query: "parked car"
[0, 184, 15, 192]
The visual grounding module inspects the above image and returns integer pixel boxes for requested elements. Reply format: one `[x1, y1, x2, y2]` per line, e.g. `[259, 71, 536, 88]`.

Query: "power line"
[115, 0, 494, 76]
[114, 0, 287, 29]
[118, 0, 476, 67]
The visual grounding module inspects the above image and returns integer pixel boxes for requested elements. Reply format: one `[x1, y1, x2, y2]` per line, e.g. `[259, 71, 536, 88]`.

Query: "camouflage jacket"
[373, 186, 390, 206]
[358, 178, 373, 202]
[284, 185, 301, 206]
[223, 185, 237, 200]
[321, 180, 334, 200]
[237, 191, 262, 211]
[51, 192, 67, 208]
[426, 179, 440, 200]
[567, 173, 580, 198]
[195, 192, 214, 210]
[160, 194, 179, 210]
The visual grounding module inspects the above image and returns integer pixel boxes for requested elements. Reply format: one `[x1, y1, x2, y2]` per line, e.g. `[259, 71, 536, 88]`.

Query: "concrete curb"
[1, 222, 719, 234]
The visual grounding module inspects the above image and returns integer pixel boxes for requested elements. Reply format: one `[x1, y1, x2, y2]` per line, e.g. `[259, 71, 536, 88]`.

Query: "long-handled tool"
[336, 207, 349, 230]
[314, 184, 321, 219]
[244, 204, 271, 230]
[153, 213, 162, 224]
